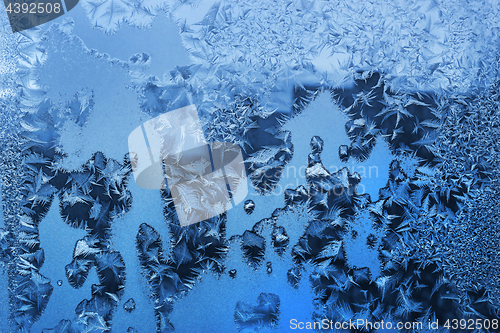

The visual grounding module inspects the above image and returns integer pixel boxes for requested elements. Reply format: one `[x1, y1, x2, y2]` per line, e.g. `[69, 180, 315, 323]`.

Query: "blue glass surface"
[1, 1, 500, 332]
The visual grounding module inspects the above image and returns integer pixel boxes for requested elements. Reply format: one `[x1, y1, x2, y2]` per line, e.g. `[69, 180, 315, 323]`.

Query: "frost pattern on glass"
[234, 293, 280, 331]
[0, 20, 136, 331]
[17, 149, 132, 331]
[123, 297, 136, 313]
[2, 0, 500, 331]
[79, 0, 168, 34]
[136, 215, 229, 331]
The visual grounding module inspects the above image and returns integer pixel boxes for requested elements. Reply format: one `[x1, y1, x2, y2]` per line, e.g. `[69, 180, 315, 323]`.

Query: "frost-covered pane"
[2, 0, 500, 331]
[0, 180, 7, 328]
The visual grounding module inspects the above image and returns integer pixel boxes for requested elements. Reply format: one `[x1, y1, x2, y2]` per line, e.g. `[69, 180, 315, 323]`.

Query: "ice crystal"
[234, 293, 280, 332]
[328, 71, 440, 161]
[271, 226, 289, 257]
[136, 223, 177, 331]
[243, 199, 255, 215]
[241, 231, 265, 269]
[123, 297, 136, 313]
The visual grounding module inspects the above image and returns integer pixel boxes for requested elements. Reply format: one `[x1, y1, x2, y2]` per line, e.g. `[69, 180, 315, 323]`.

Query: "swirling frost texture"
[179, 0, 500, 93]
[430, 82, 500, 310]
[79, 0, 169, 34]
[445, 188, 500, 304]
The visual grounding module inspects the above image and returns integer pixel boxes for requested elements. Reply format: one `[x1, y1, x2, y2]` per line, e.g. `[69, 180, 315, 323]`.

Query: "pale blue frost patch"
[175, 0, 500, 93]
[354, 139, 393, 201]
[35, 27, 149, 170]
[79, 0, 170, 34]
[67, 5, 191, 76]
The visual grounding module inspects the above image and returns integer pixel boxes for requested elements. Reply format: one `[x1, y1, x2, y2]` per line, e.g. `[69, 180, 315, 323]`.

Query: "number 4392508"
[444, 318, 499, 330]
[5, 2, 61, 14]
